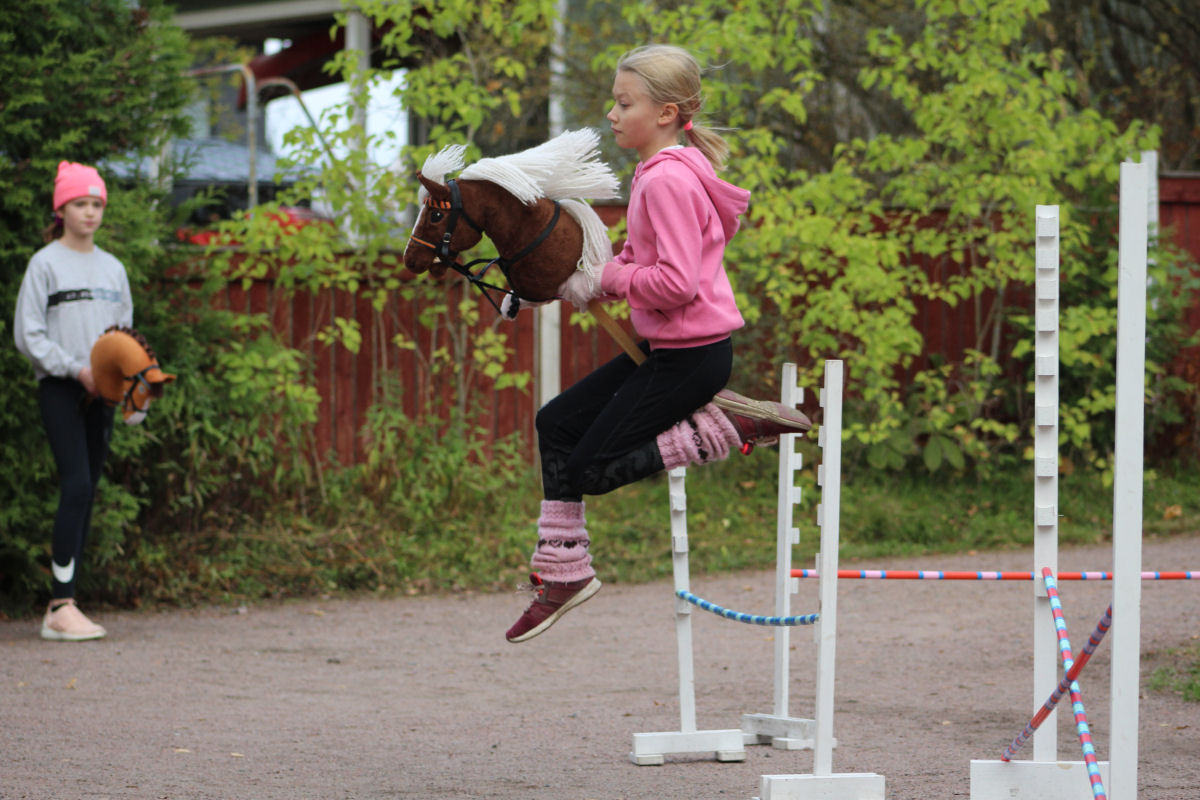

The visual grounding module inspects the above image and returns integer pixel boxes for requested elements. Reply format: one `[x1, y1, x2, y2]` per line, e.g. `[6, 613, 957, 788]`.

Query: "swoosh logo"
[52, 558, 75, 584]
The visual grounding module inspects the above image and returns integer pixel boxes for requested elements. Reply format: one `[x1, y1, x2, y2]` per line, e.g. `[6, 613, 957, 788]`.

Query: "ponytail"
[681, 122, 730, 172]
[42, 216, 63, 243]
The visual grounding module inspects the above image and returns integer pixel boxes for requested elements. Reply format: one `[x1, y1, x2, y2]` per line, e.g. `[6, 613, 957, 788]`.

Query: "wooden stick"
[588, 300, 645, 364]
[587, 300, 771, 420]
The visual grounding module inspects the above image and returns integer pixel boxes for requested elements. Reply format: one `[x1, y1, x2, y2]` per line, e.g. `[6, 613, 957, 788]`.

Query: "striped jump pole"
[676, 590, 819, 626]
[792, 569, 1198, 581]
[1035, 569, 1107, 798]
[1000, 602, 1114, 762]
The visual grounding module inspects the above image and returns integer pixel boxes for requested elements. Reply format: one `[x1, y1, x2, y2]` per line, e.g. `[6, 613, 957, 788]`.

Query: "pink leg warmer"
[657, 403, 742, 470]
[530, 500, 595, 582]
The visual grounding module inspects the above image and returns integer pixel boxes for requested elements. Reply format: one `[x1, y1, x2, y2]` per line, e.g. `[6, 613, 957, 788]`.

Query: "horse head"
[403, 172, 485, 279]
[89, 326, 176, 425]
[401, 131, 620, 306]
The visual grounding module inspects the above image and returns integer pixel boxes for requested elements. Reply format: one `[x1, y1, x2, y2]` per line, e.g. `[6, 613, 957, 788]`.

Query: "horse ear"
[418, 172, 450, 202]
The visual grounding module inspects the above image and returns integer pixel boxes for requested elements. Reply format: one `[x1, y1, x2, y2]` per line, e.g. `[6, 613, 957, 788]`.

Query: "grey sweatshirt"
[13, 240, 133, 381]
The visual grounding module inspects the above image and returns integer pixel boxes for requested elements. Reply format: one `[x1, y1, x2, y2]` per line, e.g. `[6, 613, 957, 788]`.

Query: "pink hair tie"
[683, 120, 693, 131]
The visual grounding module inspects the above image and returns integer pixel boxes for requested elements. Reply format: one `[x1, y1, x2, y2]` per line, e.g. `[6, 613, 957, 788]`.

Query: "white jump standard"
[629, 362, 885, 798]
[628, 464, 746, 766]
[630, 362, 822, 766]
[742, 362, 825, 752]
[754, 361, 884, 799]
[970, 159, 1152, 800]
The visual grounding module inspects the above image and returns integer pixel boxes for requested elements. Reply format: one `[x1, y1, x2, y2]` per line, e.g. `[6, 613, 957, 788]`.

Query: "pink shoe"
[40, 599, 107, 641]
[505, 574, 601, 643]
[713, 389, 812, 452]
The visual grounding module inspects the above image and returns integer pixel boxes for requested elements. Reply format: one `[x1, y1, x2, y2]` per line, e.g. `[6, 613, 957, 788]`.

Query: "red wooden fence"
[1159, 175, 1200, 447]
[1161, 176, 1200, 393]
[210, 181, 1200, 465]
[205, 205, 632, 464]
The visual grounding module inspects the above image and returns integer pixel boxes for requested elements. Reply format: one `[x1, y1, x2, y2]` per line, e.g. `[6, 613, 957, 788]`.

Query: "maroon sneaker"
[505, 573, 602, 643]
[713, 389, 812, 453]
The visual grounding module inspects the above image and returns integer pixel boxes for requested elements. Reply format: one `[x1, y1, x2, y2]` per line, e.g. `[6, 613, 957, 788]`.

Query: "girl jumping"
[506, 45, 810, 643]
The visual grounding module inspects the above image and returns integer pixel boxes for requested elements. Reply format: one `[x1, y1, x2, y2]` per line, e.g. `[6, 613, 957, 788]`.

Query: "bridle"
[408, 179, 485, 265]
[407, 178, 563, 315]
[122, 365, 160, 414]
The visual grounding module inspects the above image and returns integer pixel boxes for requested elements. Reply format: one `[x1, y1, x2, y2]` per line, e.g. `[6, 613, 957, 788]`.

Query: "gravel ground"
[2, 534, 1198, 800]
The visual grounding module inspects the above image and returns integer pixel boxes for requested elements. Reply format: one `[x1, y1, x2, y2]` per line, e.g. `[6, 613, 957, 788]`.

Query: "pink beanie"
[53, 161, 107, 210]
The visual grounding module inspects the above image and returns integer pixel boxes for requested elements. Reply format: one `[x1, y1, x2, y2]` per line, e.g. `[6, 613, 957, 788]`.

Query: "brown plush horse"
[402, 129, 619, 313]
[90, 325, 176, 425]
[402, 131, 812, 437]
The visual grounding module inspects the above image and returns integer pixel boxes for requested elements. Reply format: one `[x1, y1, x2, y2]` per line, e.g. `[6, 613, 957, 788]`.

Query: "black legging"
[536, 337, 732, 501]
[37, 377, 114, 600]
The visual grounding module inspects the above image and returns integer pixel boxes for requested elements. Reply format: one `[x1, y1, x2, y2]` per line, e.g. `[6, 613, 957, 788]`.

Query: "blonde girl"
[506, 45, 809, 643]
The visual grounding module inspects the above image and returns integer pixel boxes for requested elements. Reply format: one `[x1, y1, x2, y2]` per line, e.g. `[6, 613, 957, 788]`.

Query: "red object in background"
[175, 206, 331, 246]
[237, 24, 394, 109]
[238, 29, 346, 109]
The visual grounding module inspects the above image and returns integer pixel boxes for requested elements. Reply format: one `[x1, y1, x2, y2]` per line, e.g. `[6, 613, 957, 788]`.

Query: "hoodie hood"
[637, 147, 750, 241]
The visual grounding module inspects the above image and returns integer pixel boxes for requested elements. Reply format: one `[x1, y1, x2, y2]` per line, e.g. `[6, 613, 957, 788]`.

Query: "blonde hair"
[616, 44, 730, 171]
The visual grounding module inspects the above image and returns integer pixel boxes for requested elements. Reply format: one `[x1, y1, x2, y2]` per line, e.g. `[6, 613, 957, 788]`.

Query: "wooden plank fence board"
[196, 185, 1200, 465]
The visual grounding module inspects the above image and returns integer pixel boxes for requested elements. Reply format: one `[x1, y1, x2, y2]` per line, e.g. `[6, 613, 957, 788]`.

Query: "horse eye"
[429, 210, 444, 223]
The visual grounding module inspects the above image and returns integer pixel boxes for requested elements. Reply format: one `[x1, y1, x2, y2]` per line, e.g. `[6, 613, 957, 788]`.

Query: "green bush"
[0, 0, 193, 612]
[103, 403, 545, 605]
[565, 0, 1194, 476]
[4, 0, 1198, 617]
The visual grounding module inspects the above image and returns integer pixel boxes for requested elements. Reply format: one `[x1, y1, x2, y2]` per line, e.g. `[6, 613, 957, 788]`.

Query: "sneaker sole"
[40, 625, 106, 642]
[712, 393, 811, 432]
[506, 577, 602, 643]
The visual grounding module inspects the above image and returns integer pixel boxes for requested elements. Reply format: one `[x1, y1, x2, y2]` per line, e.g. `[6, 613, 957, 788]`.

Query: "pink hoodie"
[599, 147, 749, 350]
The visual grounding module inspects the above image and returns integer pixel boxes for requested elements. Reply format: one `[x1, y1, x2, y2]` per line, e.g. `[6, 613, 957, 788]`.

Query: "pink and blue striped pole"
[792, 569, 1198, 581]
[1001, 593, 1114, 765]
[1037, 568, 1106, 798]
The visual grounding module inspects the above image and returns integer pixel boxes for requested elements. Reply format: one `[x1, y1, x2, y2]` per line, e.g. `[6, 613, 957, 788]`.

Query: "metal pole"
[345, 10, 370, 140]
[186, 64, 258, 209]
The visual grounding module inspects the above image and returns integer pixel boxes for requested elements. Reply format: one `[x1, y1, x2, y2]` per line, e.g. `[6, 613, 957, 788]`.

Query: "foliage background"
[0, 0, 196, 608]
[0, 0, 1197, 616]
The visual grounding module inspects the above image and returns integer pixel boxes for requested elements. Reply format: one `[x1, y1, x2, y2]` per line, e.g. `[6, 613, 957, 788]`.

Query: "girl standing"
[14, 161, 132, 641]
[506, 45, 809, 643]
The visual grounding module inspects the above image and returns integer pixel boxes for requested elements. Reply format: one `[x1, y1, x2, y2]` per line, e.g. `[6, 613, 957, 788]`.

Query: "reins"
[406, 179, 650, 376]
[409, 179, 563, 315]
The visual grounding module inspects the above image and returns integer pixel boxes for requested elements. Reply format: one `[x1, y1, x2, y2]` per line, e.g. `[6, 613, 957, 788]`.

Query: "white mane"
[416, 129, 620, 281]
[416, 144, 467, 203]
[460, 128, 620, 204]
[559, 199, 613, 281]
[418, 129, 619, 204]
